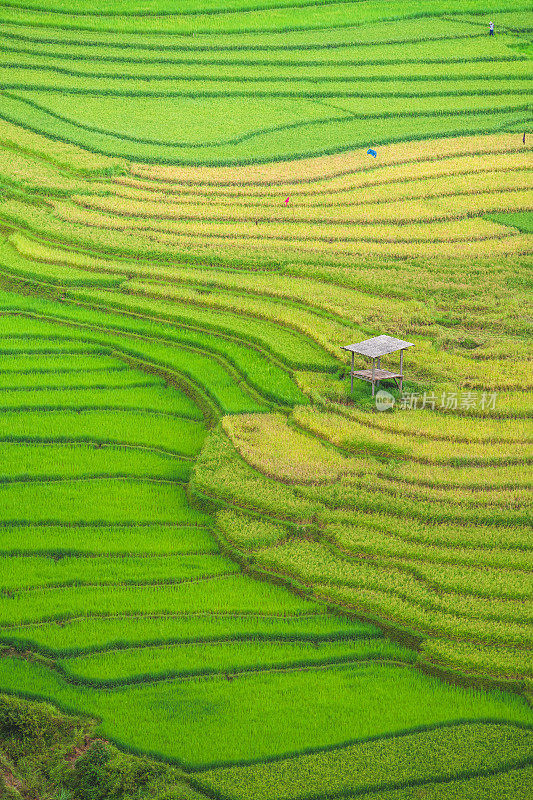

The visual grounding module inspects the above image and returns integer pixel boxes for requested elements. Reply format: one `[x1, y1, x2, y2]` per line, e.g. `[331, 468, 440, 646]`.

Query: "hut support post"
[351, 352, 354, 393]
[400, 350, 403, 392]
[372, 357, 375, 396]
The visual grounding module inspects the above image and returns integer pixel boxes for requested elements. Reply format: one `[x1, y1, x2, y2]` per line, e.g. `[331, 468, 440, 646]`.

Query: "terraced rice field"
[0, 1, 531, 798]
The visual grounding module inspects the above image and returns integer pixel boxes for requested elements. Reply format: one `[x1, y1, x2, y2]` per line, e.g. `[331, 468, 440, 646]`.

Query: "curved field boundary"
[355, 480, 528, 510]
[6, 257, 527, 390]
[0, 397, 202, 419]
[71, 297, 308, 401]
[292, 407, 530, 445]
[245, 554, 532, 674]
[0, 1, 530, 35]
[4, 270, 319, 382]
[247, 545, 531, 628]
[0, 305, 292, 412]
[128, 134, 529, 184]
[197, 752, 533, 800]
[0, 379, 153, 390]
[0, 472, 190, 486]
[110, 168, 533, 204]
[218, 509, 533, 593]
[1, 94, 528, 167]
[68, 194, 532, 231]
[1, 609, 326, 633]
[4, 243, 527, 386]
[3, 93, 527, 153]
[6, 572, 240, 593]
[192, 469, 533, 565]
[2, 181, 529, 263]
[188, 423, 532, 687]
[0, 0, 382, 20]
[0, 31, 506, 54]
[1, 8, 530, 168]
[0, 434, 197, 459]
[188, 717, 533, 773]
[1, 629, 380, 660]
[8, 227, 528, 372]
[51, 203, 522, 243]
[1, 66, 528, 88]
[55, 656, 416, 691]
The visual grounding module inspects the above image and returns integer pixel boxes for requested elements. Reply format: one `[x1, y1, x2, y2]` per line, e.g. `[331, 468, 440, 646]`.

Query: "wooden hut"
[342, 335, 414, 396]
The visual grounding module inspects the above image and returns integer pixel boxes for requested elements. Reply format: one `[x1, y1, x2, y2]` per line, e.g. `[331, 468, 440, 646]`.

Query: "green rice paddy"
[0, 1, 531, 799]
[485, 210, 533, 232]
[0, 1, 530, 164]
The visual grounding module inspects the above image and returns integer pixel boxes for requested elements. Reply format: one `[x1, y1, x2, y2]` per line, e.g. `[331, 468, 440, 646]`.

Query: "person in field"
[489, 21, 495, 35]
